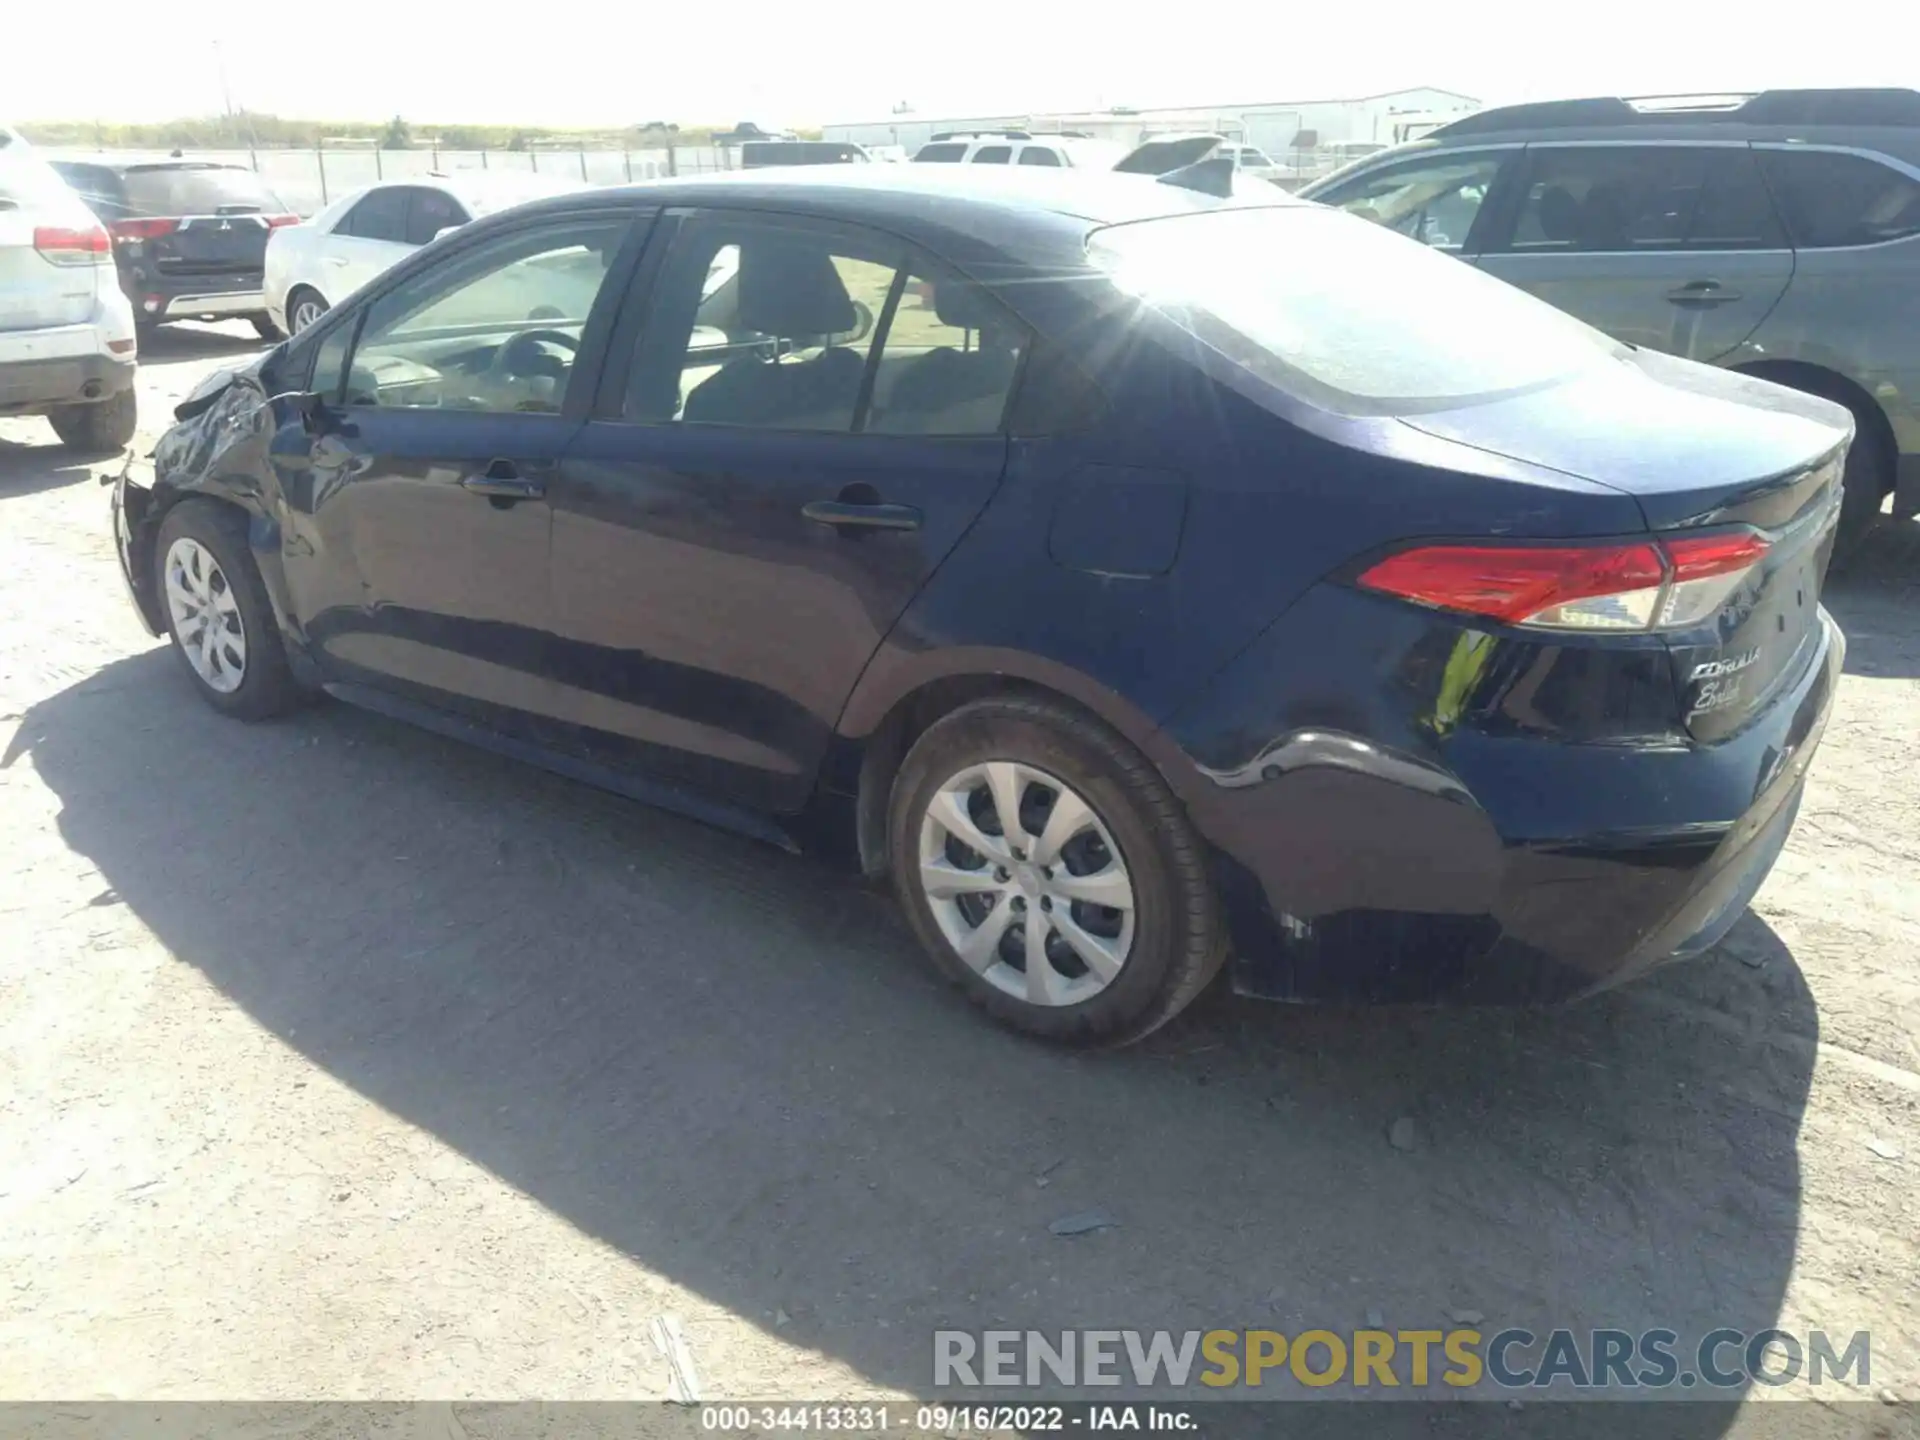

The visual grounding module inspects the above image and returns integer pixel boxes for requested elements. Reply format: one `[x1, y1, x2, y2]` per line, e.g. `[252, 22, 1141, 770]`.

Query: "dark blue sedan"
[113, 166, 1850, 1045]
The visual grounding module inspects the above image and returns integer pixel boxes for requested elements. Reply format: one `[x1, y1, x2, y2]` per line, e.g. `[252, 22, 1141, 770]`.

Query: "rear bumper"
[1176, 606, 1842, 1005]
[0, 350, 137, 415]
[121, 268, 267, 322]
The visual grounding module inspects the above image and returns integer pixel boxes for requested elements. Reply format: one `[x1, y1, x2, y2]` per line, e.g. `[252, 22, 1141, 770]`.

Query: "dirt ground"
[1, 325, 1916, 1426]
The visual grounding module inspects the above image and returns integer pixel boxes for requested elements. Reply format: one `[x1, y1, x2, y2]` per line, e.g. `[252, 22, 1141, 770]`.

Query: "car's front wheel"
[154, 500, 302, 720]
[889, 695, 1227, 1046]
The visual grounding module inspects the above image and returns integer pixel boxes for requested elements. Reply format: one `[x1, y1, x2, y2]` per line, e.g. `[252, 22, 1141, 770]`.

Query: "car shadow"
[1826, 515, 1920, 682]
[0, 435, 98, 498]
[9, 652, 1817, 1429]
[137, 323, 268, 363]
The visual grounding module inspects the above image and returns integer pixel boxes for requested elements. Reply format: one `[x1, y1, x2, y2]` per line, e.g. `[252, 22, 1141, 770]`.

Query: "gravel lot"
[1, 326, 1916, 1426]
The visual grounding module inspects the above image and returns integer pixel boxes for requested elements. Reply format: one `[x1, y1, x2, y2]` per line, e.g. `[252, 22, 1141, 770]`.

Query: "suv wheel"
[889, 695, 1227, 1046]
[48, 389, 137, 455]
[154, 500, 302, 720]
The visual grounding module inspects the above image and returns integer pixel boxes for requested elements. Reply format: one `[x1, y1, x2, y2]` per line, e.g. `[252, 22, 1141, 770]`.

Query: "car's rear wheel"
[48, 389, 137, 455]
[1833, 419, 1891, 561]
[286, 288, 329, 334]
[889, 695, 1227, 1046]
[154, 500, 301, 720]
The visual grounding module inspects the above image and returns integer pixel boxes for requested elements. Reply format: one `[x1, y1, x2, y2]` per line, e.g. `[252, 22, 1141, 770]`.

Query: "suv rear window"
[914, 144, 967, 163]
[122, 165, 282, 217]
[1089, 206, 1621, 415]
[1758, 149, 1920, 248]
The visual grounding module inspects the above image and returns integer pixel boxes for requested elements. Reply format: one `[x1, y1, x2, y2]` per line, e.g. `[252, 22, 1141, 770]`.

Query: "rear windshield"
[1088, 205, 1622, 415]
[122, 165, 283, 216]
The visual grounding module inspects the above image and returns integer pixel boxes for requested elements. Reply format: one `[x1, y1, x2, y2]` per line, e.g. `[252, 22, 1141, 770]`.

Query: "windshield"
[122, 165, 282, 216]
[1087, 205, 1623, 415]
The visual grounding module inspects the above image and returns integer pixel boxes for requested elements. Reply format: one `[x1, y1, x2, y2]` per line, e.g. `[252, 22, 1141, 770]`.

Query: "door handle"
[1666, 280, 1741, 307]
[460, 459, 546, 501]
[802, 499, 922, 531]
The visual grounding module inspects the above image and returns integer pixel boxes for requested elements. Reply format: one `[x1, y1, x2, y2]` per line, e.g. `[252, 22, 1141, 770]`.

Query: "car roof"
[501, 164, 1302, 243]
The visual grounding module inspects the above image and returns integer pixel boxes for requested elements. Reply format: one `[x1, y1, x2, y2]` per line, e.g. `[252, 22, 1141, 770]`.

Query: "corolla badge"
[1690, 648, 1761, 682]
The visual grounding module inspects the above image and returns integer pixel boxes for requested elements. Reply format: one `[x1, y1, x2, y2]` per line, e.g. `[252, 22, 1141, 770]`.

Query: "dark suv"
[51, 159, 296, 340]
[1302, 87, 1920, 550]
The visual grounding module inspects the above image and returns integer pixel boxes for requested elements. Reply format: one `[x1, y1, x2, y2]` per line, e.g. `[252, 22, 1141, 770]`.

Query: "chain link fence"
[37, 146, 742, 217]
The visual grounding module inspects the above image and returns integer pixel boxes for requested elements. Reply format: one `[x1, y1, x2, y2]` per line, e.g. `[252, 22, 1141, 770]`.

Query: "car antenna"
[1157, 156, 1236, 198]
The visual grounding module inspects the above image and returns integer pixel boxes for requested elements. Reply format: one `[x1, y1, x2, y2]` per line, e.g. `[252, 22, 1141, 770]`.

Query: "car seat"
[682, 234, 864, 429]
[880, 280, 1021, 434]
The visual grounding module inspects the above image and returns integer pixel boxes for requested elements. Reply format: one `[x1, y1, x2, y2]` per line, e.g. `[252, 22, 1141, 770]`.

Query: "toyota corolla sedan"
[111, 167, 1849, 1046]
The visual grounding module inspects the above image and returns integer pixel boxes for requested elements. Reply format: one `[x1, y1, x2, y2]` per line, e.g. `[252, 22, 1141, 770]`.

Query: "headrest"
[1537, 187, 1582, 243]
[931, 279, 1002, 331]
[737, 233, 857, 338]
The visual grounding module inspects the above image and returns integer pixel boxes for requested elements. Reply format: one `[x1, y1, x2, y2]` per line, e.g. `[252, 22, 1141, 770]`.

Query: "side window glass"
[1017, 147, 1063, 167]
[971, 146, 1013, 165]
[309, 315, 358, 402]
[625, 214, 899, 431]
[866, 270, 1028, 435]
[404, 188, 466, 247]
[1759, 149, 1920, 248]
[1319, 154, 1504, 252]
[1687, 149, 1785, 250]
[1508, 147, 1706, 253]
[346, 217, 625, 413]
[341, 188, 407, 243]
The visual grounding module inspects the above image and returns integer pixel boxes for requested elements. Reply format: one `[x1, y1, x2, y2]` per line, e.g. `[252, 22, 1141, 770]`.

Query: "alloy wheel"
[916, 760, 1136, 1006]
[290, 297, 326, 332]
[163, 537, 248, 694]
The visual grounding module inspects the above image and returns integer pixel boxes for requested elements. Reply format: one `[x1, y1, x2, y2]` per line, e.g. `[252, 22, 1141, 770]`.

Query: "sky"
[10, 1, 1918, 128]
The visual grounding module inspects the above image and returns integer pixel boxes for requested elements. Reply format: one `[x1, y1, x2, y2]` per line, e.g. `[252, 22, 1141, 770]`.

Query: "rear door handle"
[802, 499, 922, 531]
[1666, 280, 1741, 307]
[460, 459, 546, 501]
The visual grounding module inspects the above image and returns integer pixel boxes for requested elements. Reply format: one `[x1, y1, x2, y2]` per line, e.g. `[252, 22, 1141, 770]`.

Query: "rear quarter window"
[1758, 148, 1920, 247]
[914, 144, 967, 163]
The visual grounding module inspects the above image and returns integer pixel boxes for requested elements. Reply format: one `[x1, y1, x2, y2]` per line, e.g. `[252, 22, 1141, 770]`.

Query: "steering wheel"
[488, 327, 578, 383]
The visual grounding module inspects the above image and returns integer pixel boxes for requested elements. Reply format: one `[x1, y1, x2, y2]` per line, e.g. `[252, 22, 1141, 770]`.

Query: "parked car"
[741, 140, 875, 168]
[264, 172, 581, 336]
[114, 166, 1848, 1045]
[0, 127, 138, 451]
[50, 158, 296, 340]
[912, 131, 1125, 168]
[1301, 87, 1920, 550]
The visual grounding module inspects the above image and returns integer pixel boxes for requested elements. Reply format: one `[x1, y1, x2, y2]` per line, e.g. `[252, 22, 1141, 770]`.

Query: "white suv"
[0, 127, 137, 451]
[911, 132, 1125, 168]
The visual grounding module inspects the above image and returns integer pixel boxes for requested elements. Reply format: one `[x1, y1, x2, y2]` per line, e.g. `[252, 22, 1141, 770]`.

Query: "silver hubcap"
[291, 299, 324, 332]
[163, 537, 247, 694]
[917, 761, 1136, 1007]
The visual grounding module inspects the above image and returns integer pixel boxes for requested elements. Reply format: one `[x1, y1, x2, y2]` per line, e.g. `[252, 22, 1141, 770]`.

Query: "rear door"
[0, 155, 99, 335]
[1474, 144, 1794, 362]
[119, 164, 286, 283]
[326, 187, 417, 297]
[548, 207, 1022, 812]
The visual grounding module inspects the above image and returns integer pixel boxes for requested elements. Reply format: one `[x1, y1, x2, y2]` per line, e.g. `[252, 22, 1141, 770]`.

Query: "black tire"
[251, 313, 287, 342]
[1833, 419, 1891, 562]
[47, 388, 137, 455]
[153, 499, 302, 721]
[888, 695, 1228, 1046]
[286, 288, 329, 334]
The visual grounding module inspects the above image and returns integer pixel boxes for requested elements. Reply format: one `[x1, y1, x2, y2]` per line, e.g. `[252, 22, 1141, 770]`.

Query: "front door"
[274, 210, 635, 728]
[1474, 144, 1795, 363]
[547, 208, 1024, 812]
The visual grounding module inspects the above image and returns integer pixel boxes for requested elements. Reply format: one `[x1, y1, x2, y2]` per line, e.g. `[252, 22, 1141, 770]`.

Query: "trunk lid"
[120, 164, 282, 278]
[1399, 348, 1851, 741]
[0, 157, 97, 332]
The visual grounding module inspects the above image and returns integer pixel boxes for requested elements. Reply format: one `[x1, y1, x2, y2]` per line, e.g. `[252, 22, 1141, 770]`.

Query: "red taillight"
[34, 224, 111, 265]
[1358, 532, 1770, 633]
[109, 217, 180, 241]
[265, 213, 300, 228]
